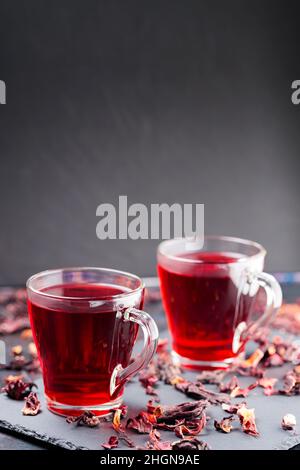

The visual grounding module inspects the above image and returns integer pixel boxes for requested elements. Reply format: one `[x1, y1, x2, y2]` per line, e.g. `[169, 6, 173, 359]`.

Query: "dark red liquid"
[27, 284, 141, 412]
[158, 251, 249, 363]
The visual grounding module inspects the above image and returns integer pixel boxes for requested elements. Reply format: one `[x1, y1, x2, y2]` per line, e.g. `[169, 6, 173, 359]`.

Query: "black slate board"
[0, 278, 300, 450]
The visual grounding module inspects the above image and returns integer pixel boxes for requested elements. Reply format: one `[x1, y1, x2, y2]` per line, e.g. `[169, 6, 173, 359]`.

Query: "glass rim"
[26, 267, 145, 301]
[157, 235, 267, 265]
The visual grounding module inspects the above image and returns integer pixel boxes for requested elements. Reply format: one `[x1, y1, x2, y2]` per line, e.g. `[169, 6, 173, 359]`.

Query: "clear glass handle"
[110, 307, 159, 396]
[233, 271, 282, 353]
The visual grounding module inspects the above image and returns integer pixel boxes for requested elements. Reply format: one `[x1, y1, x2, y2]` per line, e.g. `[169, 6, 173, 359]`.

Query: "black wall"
[0, 1, 300, 284]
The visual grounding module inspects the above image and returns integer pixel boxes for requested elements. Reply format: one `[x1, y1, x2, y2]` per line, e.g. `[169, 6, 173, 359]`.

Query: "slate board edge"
[274, 433, 300, 450]
[0, 419, 89, 450]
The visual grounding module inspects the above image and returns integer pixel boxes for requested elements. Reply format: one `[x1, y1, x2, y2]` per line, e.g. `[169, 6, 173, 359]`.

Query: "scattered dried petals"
[22, 392, 41, 416]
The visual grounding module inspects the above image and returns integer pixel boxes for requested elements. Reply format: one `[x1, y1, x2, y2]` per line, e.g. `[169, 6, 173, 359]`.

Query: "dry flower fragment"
[258, 377, 278, 396]
[219, 376, 239, 393]
[175, 381, 231, 404]
[66, 411, 101, 427]
[197, 370, 225, 385]
[237, 404, 259, 436]
[28, 342, 37, 357]
[126, 412, 155, 434]
[240, 349, 264, 369]
[1, 376, 36, 400]
[281, 414, 296, 431]
[146, 429, 172, 450]
[230, 381, 258, 398]
[11, 345, 23, 356]
[174, 414, 207, 438]
[172, 437, 210, 450]
[222, 402, 246, 414]
[102, 436, 119, 449]
[20, 329, 33, 340]
[214, 416, 235, 433]
[112, 408, 124, 432]
[155, 400, 207, 424]
[22, 392, 41, 416]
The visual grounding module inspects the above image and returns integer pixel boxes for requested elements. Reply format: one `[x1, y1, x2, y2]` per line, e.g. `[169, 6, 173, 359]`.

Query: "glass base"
[46, 395, 123, 417]
[171, 350, 242, 370]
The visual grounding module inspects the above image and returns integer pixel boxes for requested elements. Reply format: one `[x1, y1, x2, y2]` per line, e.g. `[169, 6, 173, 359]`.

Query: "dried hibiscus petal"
[241, 349, 264, 369]
[22, 392, 41, 416]
[264, 353, 284, 368]
[11, 345, 23, 356]
[153, 350, 183, 384]
[147, 399, 158, 414]
[237, 404, 259, 436]
[176, 381, 231, 404]
[222, 402, 246, 414]
[279, 368, 300, 396]
[1, 377, 36, 400]
[258, 377, 278, 396]
[112, 409, 135, 447]
[219, 376, 239, 393]
[112, 408, 125, 432]
[113, 404, 128, 418]
[126, 412, 155, 434]
[156, 400, 207, 424]
[146, 429, 172, 450]
[28, 342, 37, 357]
[174, 414, 207, 438]
[156, 338, 169, 353]
[156, 419, 185, 431]
[230, 382, 257, 398]
[214, 416, 235, 433]
[66, 411, 101, 427]
[139, 368, 159, 389]
[20, 329, 33, 339]
[281, 414, 296, 431]
[172, 437, 210, 450]
[102, 436, 119, 449]
[197, 370, 225, 385]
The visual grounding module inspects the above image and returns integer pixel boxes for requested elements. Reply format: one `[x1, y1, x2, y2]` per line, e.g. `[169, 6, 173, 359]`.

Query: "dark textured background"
[0, 0, 300, 284]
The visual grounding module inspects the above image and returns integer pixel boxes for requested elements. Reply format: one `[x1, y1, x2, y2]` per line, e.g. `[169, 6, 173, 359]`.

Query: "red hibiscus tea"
[158, 252, 245, 364]
[27, 268, 158, 416]
[157, 237, 282, 368]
